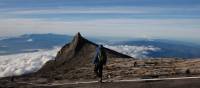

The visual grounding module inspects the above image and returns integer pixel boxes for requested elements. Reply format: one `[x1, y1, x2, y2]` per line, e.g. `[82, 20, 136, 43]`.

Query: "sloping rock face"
[35, 33, 132, 79]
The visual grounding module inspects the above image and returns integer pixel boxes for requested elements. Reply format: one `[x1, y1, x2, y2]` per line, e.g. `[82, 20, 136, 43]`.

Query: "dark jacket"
[92, 45, 107, 65]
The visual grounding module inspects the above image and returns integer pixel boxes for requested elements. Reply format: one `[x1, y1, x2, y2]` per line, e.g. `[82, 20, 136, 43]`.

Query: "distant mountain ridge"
[0, 34, 72, 55]
[1, 33, 200, 58]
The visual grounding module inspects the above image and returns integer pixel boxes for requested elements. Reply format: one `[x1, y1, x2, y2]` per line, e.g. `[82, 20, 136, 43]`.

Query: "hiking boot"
[99, 78, 103, 83]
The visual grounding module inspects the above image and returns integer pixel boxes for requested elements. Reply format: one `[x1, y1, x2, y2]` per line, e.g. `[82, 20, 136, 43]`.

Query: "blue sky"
[0, 0, 200, 43]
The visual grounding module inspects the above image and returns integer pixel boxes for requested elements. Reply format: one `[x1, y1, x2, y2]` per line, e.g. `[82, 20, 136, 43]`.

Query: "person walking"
[92, 45, 107, 83]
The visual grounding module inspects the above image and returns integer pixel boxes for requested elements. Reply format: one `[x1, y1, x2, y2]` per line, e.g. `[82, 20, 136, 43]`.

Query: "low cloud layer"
[0, 45, 161, 77]
[0, 47, 60, 77]
[105, 45, 160, 58]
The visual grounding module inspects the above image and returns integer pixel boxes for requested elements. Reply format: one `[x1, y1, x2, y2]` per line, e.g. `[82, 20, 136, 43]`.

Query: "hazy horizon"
[1, 33, 200, 45]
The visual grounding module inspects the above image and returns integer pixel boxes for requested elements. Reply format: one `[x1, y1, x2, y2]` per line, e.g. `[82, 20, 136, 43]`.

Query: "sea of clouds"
[104, 45, 160, 58]
[0, 45, 160, 77]
[0, 47, 60, 77]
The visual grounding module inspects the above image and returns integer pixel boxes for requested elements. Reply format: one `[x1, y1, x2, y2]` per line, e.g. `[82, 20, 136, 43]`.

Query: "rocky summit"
[34, 32, 132, 80]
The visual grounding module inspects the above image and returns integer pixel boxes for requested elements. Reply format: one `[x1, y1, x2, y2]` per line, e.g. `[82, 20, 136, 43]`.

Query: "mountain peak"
[73, 32, 85, 42]
[74, 32, 82, 40]
[75, 32, 82, 37]
[71, 32, 86, 52]
[36, 32, 132, 79]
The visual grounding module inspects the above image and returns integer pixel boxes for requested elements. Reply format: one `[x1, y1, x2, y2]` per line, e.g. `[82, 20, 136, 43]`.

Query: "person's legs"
[98, 64, 103, 82]
[94, 64, 99, 76]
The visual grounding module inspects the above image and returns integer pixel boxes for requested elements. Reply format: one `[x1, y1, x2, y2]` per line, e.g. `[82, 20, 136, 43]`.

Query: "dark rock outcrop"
[34, 32, 132, 79]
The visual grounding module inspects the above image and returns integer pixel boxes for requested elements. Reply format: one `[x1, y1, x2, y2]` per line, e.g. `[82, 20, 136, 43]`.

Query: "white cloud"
[0, 18, 199, 40]
[0, 47, 60, 77]
[0, 6, 199, 40]
[104, 45, 160, 58]
[27, 38, 33, 42]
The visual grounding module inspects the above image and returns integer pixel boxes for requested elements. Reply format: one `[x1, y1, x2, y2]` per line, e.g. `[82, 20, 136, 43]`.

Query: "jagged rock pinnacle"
[74, 32, 82, 39]
[30, 31, 132, 79]
[72, 32, 85, 52]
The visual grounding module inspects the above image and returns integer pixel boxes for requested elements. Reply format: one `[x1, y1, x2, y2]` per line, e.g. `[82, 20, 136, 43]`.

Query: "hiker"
[92, 45, 107, 82]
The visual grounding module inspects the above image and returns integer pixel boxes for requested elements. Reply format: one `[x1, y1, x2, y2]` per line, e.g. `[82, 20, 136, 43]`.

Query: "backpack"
[98, 49, 107, 65]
